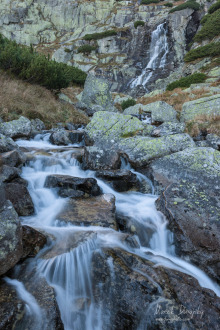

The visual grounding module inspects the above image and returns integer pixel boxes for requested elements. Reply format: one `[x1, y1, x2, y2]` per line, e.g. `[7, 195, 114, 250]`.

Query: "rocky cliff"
[0, 0, 211, 95]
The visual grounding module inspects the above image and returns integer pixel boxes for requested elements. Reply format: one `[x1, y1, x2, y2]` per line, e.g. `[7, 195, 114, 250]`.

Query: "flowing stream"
[5, 133, 220, 329]
[130, 22, 169, 89]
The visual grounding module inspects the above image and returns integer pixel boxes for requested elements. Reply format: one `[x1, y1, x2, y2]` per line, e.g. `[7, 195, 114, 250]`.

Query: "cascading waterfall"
[130, 22, 169, 89]
[5, 133, 220, 330]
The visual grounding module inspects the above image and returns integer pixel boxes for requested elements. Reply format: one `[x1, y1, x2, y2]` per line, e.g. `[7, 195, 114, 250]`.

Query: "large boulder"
[180, 94, 220, 122]
[49, 130, 84, 146]
[149, 147, 220, 280]
[117, 133, 195, 167]
[151, 122, 185, 137]
[0, 116, 32, 139]
[96, 169, 138, 192]
[21, 226, 47, 259]
[44, 175, 101, 198]
[80, 75, 117, 114]
[30, 118, 46, 135]
[57, 194, 117, 229]
[0, 134, 18, 153]
[124, 101, 178, 124]
[0, 165, 21, 183]
[0, 200, 23, 276]
[85, 111, 144, 143]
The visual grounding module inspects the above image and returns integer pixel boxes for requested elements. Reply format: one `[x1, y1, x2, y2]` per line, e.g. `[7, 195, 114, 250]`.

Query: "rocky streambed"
[0, 109, 219, 330]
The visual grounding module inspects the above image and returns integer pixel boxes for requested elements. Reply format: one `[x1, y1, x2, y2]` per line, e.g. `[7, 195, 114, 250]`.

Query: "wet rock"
[49, 130, 84, 145]
[5, 179, 34, 216]
[0, 200, 23, 276]
[31, 118, 46, 134]
[0, 134, 18, 153]
[49, 130, 71, 145]
[0, 116, 32, 139]
[0, 150, 26, 168]
[0, 261, 64, 330]
[206, 134, 220, 151]
[21, 226, 47, 259]
[57, 194, 117, 229]
[149, 147, 220, 280]
[156, 181, 220, 282]
[135, 101, 178, 124]
[0, 165, 21, 183]
[83, 146, 121, 170]
[44, 174, 101, 198]
[180, 94, 220, 122]
[151, 122, 185, 137]
[81, 74, 117, 114]
[96, 169, 138, 192]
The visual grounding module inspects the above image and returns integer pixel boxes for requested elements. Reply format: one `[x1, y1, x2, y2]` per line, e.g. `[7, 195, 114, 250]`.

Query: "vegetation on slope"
[194, 9, 220, 42]
[166, 73, 207, 91]
[169, 0, 200, 13]
[0, 34, 87, 89]
[184, 42, 220, 62]
[121, 99, 136, 111]
[83, 30, 117, 41]
[0, 71, 89, 127]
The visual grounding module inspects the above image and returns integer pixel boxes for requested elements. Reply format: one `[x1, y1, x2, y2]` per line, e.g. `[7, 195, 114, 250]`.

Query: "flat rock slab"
[44, 174, 101, 198]
[180, 93, 220, 122]
[57, 194, 117, 229]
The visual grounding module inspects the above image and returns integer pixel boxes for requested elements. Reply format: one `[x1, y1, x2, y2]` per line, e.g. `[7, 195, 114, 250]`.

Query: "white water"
[130, 22, 169, 89]
[7, 136, 220, 329]
[4, 277, 43, 325]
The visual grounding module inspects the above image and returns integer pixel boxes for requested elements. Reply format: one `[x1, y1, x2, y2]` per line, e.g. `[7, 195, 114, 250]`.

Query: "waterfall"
[130, 22, 169, 89]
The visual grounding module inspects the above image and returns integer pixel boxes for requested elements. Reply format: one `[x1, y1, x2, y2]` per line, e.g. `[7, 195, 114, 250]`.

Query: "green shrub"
[169, 0, 200, 13]
[200, 14, 211, 25]
[166, 73, 207, 91]
[77, 44, 97, 54]
[121, 99, 136, 111]
[194, 9, 220, 42]
[0, 34, 87, 89]
[208, 0, 220, 14]
[184, 42, 220, 62]
[83, 30, 117, 41]
[141, 0, 160, 4]
[134, 21, 145, 29]
[164, 2, 173, 7]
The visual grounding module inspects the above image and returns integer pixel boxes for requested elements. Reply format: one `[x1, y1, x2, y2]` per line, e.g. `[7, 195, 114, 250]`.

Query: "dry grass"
[0, 71, 89, 128]
[185, 114, 220, 137]
[138, 88, 217, 113]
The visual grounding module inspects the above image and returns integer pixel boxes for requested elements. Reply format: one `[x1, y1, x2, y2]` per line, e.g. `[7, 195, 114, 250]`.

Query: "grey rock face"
[0, 134, 18, 153]
[49, 130, 84, 145]
[0, 116, 32, 139]
[180, 94, 220, 122]
[83, 146, 121, 171]
[0, 165, 21, 183]
[31, 118, 46, 134]
[81, 75, 117, 114]
[96, 169, 138, 192]
[0, 150, 26, 168]
[0, 200, 23, 276]
[140, 101, 178, 124]
[206, 134, 220, 151]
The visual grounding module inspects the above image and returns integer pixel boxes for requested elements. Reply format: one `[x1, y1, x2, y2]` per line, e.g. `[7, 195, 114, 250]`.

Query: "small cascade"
[130, 22, 169, 90]
[38, 237, 101, 330]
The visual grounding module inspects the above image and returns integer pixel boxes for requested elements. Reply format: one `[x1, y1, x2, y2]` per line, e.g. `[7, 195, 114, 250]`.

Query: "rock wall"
[0, 0, 207, 94]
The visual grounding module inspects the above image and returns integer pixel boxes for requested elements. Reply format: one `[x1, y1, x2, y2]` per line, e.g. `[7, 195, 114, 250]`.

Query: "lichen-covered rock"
[85, 111, 144, 143]
[83, 146, 121, 170]
[123, 103, 146, 116]
[151, 122, 185, 137]
[0, 134, 18, 153]
[118, 133, 195, 167]
[81, 75, 117, 114]
[44, 174, 101, 198]
[0, 116, 32, 139]
[139, 101, 178, 124]
[206, 134, 220, 151]
[0, 200, 23, 276]
[57, 194, 117, 229]
[180, 94, 220, 122]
